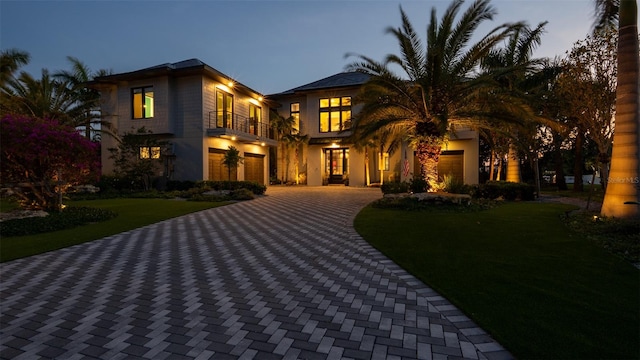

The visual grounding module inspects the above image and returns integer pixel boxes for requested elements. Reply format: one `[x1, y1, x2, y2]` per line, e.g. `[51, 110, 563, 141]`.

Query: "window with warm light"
[132, 87, 154, 119]
[249, 104, 261, 135]
[290, 103, 300, 133]
[319, 96, 351, 133]
[139, 146, 161, 159]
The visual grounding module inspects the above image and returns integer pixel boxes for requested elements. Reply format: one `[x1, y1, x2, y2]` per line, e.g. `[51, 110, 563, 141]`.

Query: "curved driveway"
[1, 186, 510, 360]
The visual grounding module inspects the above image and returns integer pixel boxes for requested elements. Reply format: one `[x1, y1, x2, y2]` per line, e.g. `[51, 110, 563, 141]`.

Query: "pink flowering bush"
[0, 114, 100, 211]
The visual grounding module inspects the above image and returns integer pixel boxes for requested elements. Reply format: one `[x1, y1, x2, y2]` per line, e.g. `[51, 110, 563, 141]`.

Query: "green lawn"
[355, 202, 639, 359]
[0, 198, 226, 262]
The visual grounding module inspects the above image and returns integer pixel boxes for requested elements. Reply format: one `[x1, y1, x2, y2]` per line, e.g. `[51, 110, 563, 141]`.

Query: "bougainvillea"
[0, 114, 100, 211]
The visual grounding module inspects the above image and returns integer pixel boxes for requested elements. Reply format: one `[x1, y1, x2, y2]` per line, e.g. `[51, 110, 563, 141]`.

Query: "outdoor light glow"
[258, 96, 263, 102]
[261, 142, 266, 146]
[231, 136, 237, 141]
[227, 81, 234, 88]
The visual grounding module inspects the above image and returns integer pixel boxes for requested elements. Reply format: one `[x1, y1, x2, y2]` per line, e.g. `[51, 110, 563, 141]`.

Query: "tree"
[0, 114, 99, 211]
[222, 145, 244, 181]
[595, 0, 640, 218]
[54, 57, 112, 140]
[556, 29, 617, 191]
[346, 0, 530, 189]
[0, 68, 75, 122]
[108, 127, 169, 190]
[282, 133, 309, 184]
[0, 48, 30, 87]
[481, 22, 548, 183]
[270, 110, 295, 183]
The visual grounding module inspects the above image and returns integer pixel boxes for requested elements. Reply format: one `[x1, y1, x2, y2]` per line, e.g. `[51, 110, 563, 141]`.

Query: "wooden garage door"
[413, 150, 464, 182]
[244, 153, 264, 184]
[438, 150, 464, 182]
[208, 148, 237, 181]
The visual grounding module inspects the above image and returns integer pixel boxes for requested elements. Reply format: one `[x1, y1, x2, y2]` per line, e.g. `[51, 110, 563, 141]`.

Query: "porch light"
[258, 96, 263, 102]
[331, 142, 338, 148]
[231, 136, 237, 141]
[261, 142, 266, 146]
[227, 81, 234, 88]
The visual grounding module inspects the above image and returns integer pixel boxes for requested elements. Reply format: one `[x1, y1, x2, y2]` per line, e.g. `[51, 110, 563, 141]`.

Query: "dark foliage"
[470, 181, 536, 201]
[1, 206, 117, 237]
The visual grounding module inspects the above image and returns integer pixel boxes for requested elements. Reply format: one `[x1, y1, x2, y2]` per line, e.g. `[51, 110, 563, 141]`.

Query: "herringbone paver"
[0, 186, 512, 359]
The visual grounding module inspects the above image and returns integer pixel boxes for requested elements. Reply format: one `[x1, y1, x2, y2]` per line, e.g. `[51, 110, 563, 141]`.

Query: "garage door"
[413, 150, 464, 182]
[208, 148, 237, 181]
[244, 153, 265, 184]
[437, 150, 464, 182]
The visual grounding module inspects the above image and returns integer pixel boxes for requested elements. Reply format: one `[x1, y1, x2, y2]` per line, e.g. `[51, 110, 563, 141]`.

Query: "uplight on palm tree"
[346, 0, 531, 190]
[595, 0, 639, 219]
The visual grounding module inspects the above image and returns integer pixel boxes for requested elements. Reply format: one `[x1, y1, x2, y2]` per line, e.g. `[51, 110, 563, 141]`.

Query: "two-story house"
[92, 59, 276, 185]
[267, 72, 480, 187]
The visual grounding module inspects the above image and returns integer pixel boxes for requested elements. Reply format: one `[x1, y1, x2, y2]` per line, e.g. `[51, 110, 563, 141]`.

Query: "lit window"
[140, 146, 161, 159]
[132, 87, 154, 119]
[319, 96, 351, 133]
[290, 103, 300, 133]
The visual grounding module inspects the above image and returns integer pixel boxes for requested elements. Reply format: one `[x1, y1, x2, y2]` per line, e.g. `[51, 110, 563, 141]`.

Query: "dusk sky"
[1, 1, 606, 95]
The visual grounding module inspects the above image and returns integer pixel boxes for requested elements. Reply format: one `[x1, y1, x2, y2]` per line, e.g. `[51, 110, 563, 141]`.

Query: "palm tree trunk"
[416, 141, 441, 191]
[489, 150, 496, 181]
[365, 149, 371, 186]
[601, 0, 639, 218]
[506, 143, 521, 182]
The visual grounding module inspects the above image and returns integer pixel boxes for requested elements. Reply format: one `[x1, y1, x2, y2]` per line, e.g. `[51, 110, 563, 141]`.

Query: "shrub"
[441, 175, 469, 194]
[410, 177, 429, 193]
[198, 181, 266, 195]
[471, 181, 535, 201]
[229, 188, 255, 200]
[0, 206, 117, 237]
[380, 182, 410, 194]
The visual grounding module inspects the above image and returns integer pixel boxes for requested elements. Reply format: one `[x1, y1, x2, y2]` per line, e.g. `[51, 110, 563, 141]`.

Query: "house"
[267, 72, 480, 187]
[92, 59, 276, 185]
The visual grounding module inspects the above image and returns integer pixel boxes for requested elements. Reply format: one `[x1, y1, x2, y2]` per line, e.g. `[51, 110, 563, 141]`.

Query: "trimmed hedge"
[197, 180, 266, 195]
[1, 206, 118, 237]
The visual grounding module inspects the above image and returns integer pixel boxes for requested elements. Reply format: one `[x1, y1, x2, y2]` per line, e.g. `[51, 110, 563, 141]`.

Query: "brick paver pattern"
[0, 186, 512, 359]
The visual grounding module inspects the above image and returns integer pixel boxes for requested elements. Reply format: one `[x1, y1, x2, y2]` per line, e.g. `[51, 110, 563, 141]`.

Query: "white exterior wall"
[99, 69, 270, 184]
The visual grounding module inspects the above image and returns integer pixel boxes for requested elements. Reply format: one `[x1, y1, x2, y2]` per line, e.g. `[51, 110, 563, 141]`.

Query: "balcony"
[207, 111, 277, 146]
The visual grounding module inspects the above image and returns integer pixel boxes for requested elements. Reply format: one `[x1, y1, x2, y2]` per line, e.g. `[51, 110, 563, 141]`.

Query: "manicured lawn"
[354, 202, 639, 359]
[0, 198, 226, 262]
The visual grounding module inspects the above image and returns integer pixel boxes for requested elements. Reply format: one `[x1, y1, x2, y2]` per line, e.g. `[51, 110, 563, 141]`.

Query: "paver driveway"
[0, 186, 511, 360]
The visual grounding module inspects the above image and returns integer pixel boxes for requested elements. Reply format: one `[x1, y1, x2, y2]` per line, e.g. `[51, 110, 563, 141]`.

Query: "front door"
[324, 148, 348, 184]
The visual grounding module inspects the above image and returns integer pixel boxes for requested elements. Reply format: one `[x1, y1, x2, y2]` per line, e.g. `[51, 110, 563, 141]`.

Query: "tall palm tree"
[595, 0, 639, 218]
[54, 57, 112, 139]
[346, 0, 530, 189]
[481, 22, 548, 183]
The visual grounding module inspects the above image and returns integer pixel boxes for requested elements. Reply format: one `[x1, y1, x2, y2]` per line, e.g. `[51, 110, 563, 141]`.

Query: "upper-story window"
[132, 87, 154, 119]
[319, 96, 351, 133]
[249, 104, 261, 135]
[216, 91, 234, 128]
[290, 103, 300, 134]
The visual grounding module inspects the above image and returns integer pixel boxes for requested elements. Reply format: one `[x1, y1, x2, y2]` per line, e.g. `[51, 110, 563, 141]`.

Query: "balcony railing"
[208, 111, 272, 139]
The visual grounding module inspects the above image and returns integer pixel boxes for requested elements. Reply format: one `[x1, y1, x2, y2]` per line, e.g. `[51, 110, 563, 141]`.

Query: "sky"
[1, 0, 604, 95]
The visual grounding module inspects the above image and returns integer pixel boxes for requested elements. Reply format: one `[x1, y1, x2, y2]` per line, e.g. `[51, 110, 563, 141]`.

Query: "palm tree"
[595, 0, 639, 218]
[0, 48, 30, 88]
[54, 57, 112, 139]
[270, 110, 295, 183]
[346, 0, 530, 189]
[222, 145, 243, 181]
[1, 69, 75, 122]
[481, 22, 548, 183]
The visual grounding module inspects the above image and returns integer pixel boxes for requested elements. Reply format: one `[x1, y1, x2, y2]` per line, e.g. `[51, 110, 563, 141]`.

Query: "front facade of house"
[93, 59, 275, 185]
[267, 72, 480, 187]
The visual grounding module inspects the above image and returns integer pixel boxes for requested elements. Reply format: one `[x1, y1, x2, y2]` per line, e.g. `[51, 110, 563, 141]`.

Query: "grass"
[0, 198, 226, 262]
[354, 202, 639, 359]
[540, 183, 605, 203]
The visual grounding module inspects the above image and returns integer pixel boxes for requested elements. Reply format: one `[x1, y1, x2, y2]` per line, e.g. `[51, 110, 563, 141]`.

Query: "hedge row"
[1, 207, 117, 237]
[381, 180, 535, 201]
